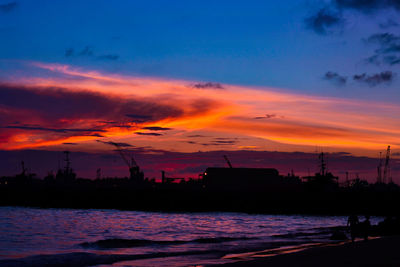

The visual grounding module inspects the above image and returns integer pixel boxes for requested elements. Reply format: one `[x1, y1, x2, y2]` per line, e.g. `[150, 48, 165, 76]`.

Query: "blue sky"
[1, 0, 399, 101]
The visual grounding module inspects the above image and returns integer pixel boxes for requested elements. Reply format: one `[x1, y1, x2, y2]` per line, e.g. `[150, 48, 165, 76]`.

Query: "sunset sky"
[1, 0, 399, 181]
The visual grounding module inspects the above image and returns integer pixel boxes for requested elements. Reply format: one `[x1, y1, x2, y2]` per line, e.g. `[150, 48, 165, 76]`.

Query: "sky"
[0, 0, 400, 182]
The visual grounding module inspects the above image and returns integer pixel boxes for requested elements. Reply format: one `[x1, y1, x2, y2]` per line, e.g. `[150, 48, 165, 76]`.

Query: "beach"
[220, 236, 400, 267]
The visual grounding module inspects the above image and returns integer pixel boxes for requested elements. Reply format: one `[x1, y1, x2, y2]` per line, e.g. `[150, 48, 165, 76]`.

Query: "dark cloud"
[304, 8, 342, 35]
[141, 126, 172, 131]
[187, 135, 207, 138]
[135, 132, 163, 136]
[379, 19, 399, 29]
[0, 83, 186, 141]
[366, 33, 400, 46]
[254, 114, 277, 120]
[213, 140, 236, 144]
[79, 46, 94, 56]
[65, 48, 74, 57]
[200, 139, 238, 146]
[384, 55, 400, 65]
[96, 120, 133, 129]
[306, 1, 400, 35]
[0, 2, 17, 13]
[96, 140, 133, 147]
[65, 46, 119, 61]
[353, 71, 395, 86]
[125, 114, 154, 123]
[62, 142, 78, 145]
[191, 82, 224, 89]
[334, 0, 400, 12]
[0, 83, 183, 122]
[64, 46, 94, 57]
[365, 33, 400, 65]
[323, 71, 347, 85]
[97, 54, 119, 61]
[3, 125, 106, 134]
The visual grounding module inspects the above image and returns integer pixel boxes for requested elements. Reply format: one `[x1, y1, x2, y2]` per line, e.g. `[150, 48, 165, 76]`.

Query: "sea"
[0, 207, 382, 267]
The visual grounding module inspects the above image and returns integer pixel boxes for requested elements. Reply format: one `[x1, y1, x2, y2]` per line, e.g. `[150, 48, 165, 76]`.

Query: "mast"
[383, 146, 391, 183]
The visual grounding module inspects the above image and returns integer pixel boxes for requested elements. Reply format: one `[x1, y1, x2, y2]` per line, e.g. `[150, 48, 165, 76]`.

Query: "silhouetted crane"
[383, 145, 391, 183]
[223, 155, 233, 168]
[108, 142, 144, 181]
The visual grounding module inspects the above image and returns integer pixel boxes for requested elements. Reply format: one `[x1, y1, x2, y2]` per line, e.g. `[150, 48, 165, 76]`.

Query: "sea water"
[0, 207, 381, 266]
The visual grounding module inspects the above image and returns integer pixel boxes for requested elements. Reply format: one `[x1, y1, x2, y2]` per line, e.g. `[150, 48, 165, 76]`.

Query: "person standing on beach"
[347, 215, 359, 242]
[362, 215, 371, 241]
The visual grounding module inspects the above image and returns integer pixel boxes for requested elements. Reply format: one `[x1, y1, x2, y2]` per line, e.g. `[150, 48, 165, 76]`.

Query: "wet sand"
[219, 236, 400, 266]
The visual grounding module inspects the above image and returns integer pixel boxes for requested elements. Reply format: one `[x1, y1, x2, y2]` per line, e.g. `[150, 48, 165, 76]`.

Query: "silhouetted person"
[362, 215, 371, 241]
[347, 214, 359, 242]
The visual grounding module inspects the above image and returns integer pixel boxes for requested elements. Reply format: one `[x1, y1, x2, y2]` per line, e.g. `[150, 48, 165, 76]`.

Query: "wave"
[80, 236, 256, 249]
[272, 226, 347, 239]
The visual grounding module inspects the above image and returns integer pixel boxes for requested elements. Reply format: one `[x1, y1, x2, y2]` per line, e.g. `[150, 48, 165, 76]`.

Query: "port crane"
[108, 142, 144, 181]
[223, 155, 233, 168]
[383, 145, 391, 183]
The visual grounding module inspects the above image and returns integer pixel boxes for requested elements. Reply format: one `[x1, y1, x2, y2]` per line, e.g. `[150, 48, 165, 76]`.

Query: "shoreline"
[217, 236, 400, 266]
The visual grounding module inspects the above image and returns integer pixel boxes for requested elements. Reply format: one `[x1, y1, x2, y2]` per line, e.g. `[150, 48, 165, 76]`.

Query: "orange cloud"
[1, 62, 399, 156]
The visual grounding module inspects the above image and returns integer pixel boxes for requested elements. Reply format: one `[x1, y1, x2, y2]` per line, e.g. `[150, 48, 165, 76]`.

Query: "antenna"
[319, 152, 326, 176]
[96, 168, 101, 179]
[64, 151, 71, 173]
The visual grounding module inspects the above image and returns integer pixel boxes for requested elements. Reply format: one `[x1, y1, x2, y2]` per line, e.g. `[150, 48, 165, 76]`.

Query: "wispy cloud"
[0, 2, 17, 13]
[365, 33, 400, 65]
[353, 71, 395, 86]
[305, 8, 342, 35]
[191, 82, 224, 89]
[65, 46, 119, 61]
[323, 71, 347, 85]
[141, 126, 172, 131]
[379, 19, 399, 29]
